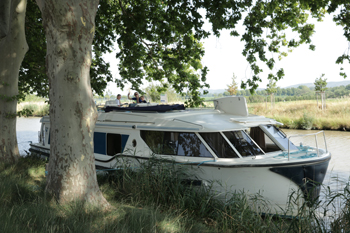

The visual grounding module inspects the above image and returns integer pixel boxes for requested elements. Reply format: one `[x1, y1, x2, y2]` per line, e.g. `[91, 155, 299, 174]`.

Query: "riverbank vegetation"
[17, 94, 350, 131]
[1, 155, 349, 232]
[223, 83, 350, 103]
[17, 102, 49, 117]
[248, 99, 350, 131]
[17, 95, 49, 117]
[198, 98, 350, 131]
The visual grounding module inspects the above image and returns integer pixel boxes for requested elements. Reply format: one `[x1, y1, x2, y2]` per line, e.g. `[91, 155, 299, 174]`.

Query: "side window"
[141, 131, 213, 158]
[40, 124, 45, 144]
[107, 133, 122, 156]
[94, 132, 129, 155]
[176, 132, 213, 157]
[94, 132, 106, 155]
[199, 132, 239, 158]
[46, 126, 50, 145]
[140, 131, 164, 154]
[163, 132, 178, 155]
[223, 131, 264, 157]
[48, 131, 50, 145]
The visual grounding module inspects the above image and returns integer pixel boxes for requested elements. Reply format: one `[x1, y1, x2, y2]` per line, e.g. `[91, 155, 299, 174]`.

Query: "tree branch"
[117, 0, 126, 16]
[35, 0, 44, 11]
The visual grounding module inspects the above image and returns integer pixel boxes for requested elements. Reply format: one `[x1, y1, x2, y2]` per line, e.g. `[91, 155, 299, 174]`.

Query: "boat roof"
[97, 96, 281, 132]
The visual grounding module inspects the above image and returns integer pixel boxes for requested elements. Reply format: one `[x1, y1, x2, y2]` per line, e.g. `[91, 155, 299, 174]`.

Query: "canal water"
[16, 117, 350, 189]
[17, 117, 42, 156]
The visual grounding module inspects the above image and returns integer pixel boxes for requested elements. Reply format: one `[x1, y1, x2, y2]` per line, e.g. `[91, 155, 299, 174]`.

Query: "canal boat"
[29, 96, 331, 216]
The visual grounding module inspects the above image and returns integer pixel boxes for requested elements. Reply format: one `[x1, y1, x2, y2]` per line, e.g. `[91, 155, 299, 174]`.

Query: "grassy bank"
[17, 102, 49, 117]
[248, 99, 350, 131]
[16, 95, 49, 117]
[1, 155, 350, 232]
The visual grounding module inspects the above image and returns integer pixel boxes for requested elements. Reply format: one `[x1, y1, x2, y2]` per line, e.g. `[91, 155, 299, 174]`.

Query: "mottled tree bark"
[0, 0, 28, 163]
[36, 0, 109, 207]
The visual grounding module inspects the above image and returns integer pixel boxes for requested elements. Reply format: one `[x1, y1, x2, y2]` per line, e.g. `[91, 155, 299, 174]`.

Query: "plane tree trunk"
[36, 0, 109, 207]
[0, 0, 28, 163]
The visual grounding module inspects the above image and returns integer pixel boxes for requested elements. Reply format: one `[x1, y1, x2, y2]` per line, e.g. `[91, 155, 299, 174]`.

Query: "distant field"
[248, 98, 350, 130]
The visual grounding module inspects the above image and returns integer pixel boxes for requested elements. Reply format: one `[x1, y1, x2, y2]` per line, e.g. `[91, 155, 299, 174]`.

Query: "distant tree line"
[232, 84, 350, 103]
[96, 84, 350, 104]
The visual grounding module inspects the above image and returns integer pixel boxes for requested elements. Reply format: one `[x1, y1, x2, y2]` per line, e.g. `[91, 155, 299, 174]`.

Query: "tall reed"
[98, 156, 332, 232]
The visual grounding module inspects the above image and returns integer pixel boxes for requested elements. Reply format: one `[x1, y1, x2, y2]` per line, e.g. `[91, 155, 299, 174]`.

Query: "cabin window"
[94, 132, 106, 155]
[223, 130, 264, 157]
[199, 133, 239, 158]
[107, 133, 122, 156]
[40, 124, 45, 144]
[45, 127, 50, 145]
[141, 131, 164, 154]
[94, 132, 129, 155]
[259, 125, 298, 151]
[141, 131, 213, 158]
[175, 132, 212, 157]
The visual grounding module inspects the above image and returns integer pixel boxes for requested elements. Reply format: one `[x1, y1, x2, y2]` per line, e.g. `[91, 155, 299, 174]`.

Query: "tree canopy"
[266, 79, 277, 95]
[20, 0, 350, 105]
[226, 73, 239, 95]
[19, 0, 114, 99]
[314, 74, 328, 92]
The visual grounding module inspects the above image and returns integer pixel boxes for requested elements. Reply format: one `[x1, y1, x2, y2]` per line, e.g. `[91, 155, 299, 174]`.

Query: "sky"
[104, 13, 350, 95]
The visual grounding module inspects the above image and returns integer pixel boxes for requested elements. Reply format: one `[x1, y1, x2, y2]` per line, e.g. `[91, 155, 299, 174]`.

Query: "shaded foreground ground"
[1, 155, 350, 232]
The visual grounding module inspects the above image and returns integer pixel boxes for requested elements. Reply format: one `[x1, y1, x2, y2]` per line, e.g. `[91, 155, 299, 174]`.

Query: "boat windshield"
[259, 125, 298, 151]
[222, 131, 264, 157]
[140, 131, 213, 158]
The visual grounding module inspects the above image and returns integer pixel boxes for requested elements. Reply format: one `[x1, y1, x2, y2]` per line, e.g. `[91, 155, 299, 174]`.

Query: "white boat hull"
[30, 97, 331, 216]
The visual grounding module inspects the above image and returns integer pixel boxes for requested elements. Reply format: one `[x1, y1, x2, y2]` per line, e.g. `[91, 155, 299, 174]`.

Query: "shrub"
[300, 112, 315, 130]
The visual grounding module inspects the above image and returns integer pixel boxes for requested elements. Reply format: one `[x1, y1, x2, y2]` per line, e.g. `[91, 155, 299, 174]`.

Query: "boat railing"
[287, 131, 328, 161]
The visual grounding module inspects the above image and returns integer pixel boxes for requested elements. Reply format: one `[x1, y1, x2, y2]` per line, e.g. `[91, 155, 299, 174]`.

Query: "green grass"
[23, 95, 47, 102]
[1, 155, 350, 232]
